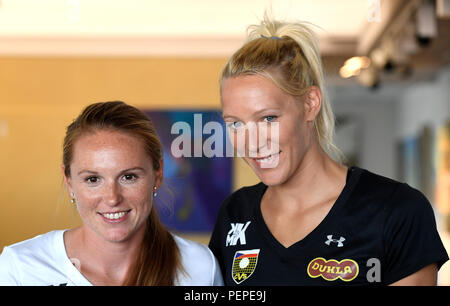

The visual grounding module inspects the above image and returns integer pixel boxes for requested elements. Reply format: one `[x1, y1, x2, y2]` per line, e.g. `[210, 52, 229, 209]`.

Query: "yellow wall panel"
[0, 57, 259, 248]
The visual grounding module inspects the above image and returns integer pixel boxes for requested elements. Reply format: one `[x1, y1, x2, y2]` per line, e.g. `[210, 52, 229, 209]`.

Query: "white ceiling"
[0, 0, 371, 56]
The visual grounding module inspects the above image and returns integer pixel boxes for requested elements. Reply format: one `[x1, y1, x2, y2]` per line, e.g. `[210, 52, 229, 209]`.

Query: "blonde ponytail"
[221, 15, 345, 163]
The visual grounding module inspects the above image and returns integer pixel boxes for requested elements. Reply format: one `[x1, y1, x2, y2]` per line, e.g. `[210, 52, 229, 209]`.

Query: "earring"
[70, 193, 75, 204]
[153, 186, 157, 197]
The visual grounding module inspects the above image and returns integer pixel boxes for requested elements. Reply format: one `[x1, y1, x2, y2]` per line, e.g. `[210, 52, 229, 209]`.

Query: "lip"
[253, 152, 278, 160]
[252, 150, 281, 160]
[97, 209, 132, 224]
[251, 151, 281, 169]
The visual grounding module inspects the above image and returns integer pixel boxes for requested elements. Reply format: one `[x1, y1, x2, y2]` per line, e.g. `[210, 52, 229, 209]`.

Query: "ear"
[303, 86, 322, 122]
[61, 165, 74, 196]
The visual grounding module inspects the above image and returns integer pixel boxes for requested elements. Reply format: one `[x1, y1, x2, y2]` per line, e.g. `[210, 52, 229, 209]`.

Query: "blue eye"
[263, 116, 277, 122]
[227, 121, 244, 130]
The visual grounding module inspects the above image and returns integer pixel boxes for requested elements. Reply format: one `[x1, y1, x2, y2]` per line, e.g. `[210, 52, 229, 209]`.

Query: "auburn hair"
[63, 101, 182, 285]
[220, 15, 344, 162]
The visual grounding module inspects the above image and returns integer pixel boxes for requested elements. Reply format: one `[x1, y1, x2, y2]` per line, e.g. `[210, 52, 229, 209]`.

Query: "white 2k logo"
[226, 221, 251, 246]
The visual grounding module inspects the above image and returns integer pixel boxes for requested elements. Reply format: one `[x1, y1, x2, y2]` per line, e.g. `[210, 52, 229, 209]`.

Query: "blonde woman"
[208, 17, 448, 286]
[0, 101, 223, 286]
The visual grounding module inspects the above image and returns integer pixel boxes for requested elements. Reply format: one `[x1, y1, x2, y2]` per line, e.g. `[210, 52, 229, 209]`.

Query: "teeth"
[260, 155, 273, 162]
[102, 211, 127, 220]
[255, 152, 280, 168]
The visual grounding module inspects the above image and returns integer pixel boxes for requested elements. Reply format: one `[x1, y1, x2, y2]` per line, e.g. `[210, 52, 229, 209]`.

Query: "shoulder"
[342, 167, 436, 229]
[0, 230, 64, 285]
[348, 167, 412, 209]
[360, 168, 430, 208]
[174, 234, 213, 261]
[173, 234, 223, 286]
[384, 181, 434, 221]
[353, 167, 401, 196]
[1, 230, 62, 261]
[353, 167, 434, 221]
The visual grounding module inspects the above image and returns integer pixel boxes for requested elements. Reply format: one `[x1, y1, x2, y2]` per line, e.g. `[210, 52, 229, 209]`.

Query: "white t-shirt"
[0, 230, 223, 286]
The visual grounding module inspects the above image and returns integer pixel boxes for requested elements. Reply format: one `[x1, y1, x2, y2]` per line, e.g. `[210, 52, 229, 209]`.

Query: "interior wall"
[330, 85, 397, 180]
[0, 56, 240, 248]
[395, 67, 450, 140]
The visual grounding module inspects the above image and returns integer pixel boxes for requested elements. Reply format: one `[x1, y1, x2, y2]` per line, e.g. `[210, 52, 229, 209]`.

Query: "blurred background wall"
[0, 57, 229, 242]
[0, 0, 449, 284]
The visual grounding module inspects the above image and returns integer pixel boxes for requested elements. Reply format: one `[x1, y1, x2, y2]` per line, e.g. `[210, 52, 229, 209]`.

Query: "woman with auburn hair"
[0, 101, 223, 286]
[209, 16, 448, 286]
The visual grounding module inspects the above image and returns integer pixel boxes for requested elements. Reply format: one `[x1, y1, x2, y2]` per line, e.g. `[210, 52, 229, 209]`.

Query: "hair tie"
[260, 34, 282, 41]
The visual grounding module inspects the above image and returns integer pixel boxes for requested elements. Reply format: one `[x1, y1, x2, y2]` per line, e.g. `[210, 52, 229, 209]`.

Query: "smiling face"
[221, 74, 320, 186]
[63, 129, 162, 243]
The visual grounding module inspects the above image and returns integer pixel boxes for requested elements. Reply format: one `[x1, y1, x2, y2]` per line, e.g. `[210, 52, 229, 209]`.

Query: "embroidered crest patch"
[231, 249, 260, 284]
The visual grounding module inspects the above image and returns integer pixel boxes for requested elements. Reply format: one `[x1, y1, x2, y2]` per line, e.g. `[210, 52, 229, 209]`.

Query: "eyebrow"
[77, 167, 146, 176]
[222, 108, 280, 121]
[222, 114, 239, 121]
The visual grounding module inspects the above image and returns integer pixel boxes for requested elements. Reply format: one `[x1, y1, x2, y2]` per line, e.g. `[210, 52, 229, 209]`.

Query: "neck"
[75, 225, 145, 282]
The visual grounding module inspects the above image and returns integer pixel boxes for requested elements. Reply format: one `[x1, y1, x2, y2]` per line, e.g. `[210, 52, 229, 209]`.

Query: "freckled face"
[221, 75, 313, 186]
[64, 129, 162, 243]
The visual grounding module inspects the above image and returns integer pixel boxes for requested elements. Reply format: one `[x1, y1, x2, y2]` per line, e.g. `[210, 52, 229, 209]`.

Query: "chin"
[84, 218, 130, 243]
[245, 159, 286, 187]
[259, 174, 287, 186]
[251, 166, 287, 186]
[101, 229, 132, 243]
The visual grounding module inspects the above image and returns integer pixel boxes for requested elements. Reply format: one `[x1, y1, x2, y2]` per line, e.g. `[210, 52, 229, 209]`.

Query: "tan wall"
[0, 57, 259, 248]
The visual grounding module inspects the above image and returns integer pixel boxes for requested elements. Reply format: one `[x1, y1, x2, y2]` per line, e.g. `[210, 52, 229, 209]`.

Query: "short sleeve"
[382, 183, 449, 285]
[0, 247, 20, 285]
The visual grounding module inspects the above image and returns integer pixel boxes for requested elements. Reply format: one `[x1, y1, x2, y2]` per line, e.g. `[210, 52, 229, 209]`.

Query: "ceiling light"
[339, 56, 371, 78]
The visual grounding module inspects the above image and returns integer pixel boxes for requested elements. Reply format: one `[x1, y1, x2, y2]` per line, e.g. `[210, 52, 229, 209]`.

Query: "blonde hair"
[220, 16, 344, 162]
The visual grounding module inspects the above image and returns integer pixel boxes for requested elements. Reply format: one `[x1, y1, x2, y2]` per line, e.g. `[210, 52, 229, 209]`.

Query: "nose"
[245, 122, 272, 157]
[103, 180, 123, 207]
[231, 121, 277, 158]
[246, 126, 259, 157]
[231, 122, 267, 157]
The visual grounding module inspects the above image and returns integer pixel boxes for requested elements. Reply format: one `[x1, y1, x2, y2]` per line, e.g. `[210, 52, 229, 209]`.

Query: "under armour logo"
[226, 221, 251, 246]
[325, 235, 345, 247]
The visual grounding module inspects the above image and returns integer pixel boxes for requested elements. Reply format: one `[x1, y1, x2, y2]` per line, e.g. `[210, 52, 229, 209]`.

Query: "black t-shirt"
[209, 167, 449, 285]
